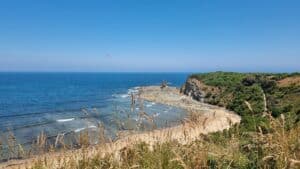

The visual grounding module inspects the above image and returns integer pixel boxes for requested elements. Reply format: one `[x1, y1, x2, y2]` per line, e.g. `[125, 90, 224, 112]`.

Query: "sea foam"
[56, 118, 75, 122]
[74, 125, 97, 133]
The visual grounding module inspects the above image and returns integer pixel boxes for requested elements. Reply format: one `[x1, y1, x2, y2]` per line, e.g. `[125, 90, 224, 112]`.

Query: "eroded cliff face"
[181, 78, 206, 102]
[181, 77, 220, 103]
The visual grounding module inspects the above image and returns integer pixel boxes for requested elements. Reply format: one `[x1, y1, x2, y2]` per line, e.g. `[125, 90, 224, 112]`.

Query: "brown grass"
[278, 76, 300, 87]
[22, 113, 299, 169]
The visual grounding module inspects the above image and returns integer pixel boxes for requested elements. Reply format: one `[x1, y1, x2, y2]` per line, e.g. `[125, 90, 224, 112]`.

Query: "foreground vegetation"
[31, 114, 300, 169]
[2, 72, 300, 168]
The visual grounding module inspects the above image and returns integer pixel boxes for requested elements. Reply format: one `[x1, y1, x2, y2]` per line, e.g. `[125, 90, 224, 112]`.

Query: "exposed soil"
[278, 77, 300, 87]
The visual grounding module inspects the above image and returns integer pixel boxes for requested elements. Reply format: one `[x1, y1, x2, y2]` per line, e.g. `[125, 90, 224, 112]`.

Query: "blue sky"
[0, 0, 299, 72]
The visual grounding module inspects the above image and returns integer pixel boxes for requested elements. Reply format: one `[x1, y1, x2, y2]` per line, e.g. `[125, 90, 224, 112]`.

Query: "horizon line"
[0, 70, 299, 74]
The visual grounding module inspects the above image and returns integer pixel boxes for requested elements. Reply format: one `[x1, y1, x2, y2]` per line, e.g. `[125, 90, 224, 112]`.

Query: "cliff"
[180, 77, 220, 103]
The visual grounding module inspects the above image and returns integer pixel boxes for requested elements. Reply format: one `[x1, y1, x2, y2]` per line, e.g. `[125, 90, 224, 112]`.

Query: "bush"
[242, 75, 257, 86]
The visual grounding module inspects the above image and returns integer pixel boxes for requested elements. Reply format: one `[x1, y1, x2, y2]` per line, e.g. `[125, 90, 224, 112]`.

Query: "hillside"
[181, 72, 300, 130]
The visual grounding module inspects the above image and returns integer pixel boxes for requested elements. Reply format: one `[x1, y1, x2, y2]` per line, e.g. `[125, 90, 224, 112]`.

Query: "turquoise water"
[0, 73, 189, 147]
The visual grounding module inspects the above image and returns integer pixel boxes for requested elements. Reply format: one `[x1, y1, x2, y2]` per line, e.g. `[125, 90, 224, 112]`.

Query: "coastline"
[1, 86, 241, 169]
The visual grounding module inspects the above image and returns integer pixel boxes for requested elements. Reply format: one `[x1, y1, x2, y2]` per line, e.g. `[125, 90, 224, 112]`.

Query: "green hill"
[182, 72, 300, 131]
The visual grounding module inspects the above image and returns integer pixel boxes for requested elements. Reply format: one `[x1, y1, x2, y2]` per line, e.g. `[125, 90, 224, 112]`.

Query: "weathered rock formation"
[180, 78, 206, 102]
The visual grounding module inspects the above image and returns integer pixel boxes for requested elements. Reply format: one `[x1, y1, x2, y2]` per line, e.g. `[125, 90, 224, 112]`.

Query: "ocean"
[0, 73, 189, 148]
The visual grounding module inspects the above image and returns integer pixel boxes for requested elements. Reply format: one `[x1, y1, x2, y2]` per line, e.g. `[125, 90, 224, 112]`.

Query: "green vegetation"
[191, 71, 300, 131]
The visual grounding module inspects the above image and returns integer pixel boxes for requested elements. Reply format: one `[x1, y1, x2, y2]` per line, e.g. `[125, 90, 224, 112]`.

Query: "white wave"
[127, 87, 140, 95]
[133, 86, 140, 89]
[74, 125, 97, 133]
[112, 93, 129, 98]
[120, 94, 129, 98]
[56, 118, 75, 122]
[113, 87, 140, 99]
[88, 125, 97, 129]
[151, 102, 156, 105]
[153, 113, 160, 117]
[136, 107, 140, 110]
[74, 127, 85, 133]
[146, 104, 152, 107]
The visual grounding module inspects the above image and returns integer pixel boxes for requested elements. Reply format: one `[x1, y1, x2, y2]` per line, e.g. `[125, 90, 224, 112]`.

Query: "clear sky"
[0, 0, 299, 72]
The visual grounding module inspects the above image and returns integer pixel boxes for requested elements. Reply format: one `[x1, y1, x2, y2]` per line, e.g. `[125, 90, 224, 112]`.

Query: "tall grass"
[26, 111, 300, 169]
[0, 108, 299, 168]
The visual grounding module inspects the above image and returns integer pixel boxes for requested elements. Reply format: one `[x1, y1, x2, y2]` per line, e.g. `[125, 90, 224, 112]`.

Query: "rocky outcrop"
[181, 77, 221, 103]
[180, 78, 207, 102]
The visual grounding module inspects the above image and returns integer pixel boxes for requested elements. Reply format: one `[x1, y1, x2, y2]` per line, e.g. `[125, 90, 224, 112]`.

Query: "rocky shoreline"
[139, 86, 240, 129]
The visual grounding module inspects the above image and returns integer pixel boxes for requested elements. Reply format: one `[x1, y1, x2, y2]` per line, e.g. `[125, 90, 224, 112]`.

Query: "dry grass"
[0, 112, 299, 169]
[22, 114, 299, 169]
[257, 114, 300, 168]
[278, 77, 300, 87]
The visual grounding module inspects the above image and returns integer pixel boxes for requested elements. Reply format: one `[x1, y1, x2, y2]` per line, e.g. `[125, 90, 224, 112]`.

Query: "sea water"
[0, 73, 189, 148]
